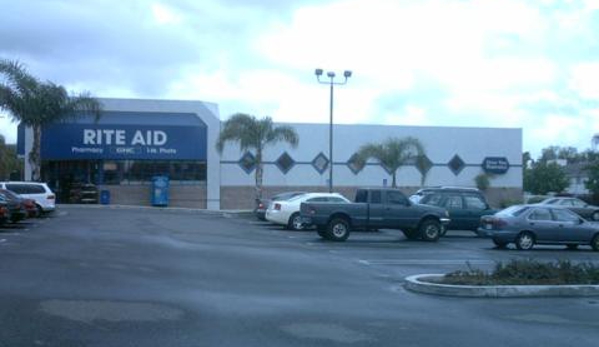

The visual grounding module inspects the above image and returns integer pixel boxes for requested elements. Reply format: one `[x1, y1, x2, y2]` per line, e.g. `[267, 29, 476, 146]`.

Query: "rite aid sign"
[482, 157, 510, 174]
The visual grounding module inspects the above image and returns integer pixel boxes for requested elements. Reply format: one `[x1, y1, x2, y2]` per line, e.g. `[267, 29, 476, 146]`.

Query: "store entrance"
[42, 160, 101, 204]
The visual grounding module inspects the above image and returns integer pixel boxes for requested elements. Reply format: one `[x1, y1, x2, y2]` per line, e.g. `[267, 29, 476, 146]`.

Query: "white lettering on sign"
[83, 129, 168, 146]
[131, 131, 145, 145]
[116, 130, 126, 145]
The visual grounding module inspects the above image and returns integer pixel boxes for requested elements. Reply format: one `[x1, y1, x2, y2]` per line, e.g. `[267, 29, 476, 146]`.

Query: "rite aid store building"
[18, 98, 523, 210]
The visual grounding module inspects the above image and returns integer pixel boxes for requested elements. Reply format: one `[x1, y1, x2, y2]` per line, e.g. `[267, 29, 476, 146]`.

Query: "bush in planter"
[441, 259, 599, 286]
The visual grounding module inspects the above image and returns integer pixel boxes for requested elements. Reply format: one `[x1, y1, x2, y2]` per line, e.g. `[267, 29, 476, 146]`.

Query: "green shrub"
[475, 174, 490, 191]
[441, 259, 599, 285]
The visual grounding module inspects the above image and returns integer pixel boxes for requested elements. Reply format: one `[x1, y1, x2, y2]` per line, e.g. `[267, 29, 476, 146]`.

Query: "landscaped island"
[432, 259, 599, 286]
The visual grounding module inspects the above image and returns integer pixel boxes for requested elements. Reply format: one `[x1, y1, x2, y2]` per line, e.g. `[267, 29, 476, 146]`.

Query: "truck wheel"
[402, 229, 419, 240]
[326, 218, 350, 242]
[419, 219, 441, 242]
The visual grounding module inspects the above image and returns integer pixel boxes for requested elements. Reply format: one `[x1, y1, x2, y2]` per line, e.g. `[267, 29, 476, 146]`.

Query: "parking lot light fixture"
[314, 68, 352, 193]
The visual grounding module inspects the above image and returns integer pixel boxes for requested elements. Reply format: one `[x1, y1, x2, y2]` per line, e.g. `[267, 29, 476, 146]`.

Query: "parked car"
[409, 186, 482, 204]
[477, 204, 599, 251]
[300, 188, 450, 242]
[255, 191, 307, 221]
[419, 190, 497, 233]
[0, 182, 56, 214]
[539, 197, 599, 221]
[0, 201, 10, 226]
[266, 192, 350, 230]
[0, 189, 28, 223]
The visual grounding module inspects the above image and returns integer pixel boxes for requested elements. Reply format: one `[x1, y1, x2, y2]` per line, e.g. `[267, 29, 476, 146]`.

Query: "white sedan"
[265, 192, 350, 230]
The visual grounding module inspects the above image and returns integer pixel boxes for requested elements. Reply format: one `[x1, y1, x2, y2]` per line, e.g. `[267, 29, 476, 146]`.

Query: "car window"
[421, 193, 443, 206]
[571, 199, 586, 207]
[544, 199, 558, 205]
[370, 191, 382, 204]
[551, 208, 580, 223]
[307, 197, 327, 202]
[528, 208, 552, 221]
[6, 184, 26, 194]
[445, 195, 463, 209]
[497, 205, 529, 217]
[558, 199, 572, 206]
[464, 195, 487, 210]
[328, 197, 349, 203]
[387, 191, 408, 205]
[355, 190, 368, 203]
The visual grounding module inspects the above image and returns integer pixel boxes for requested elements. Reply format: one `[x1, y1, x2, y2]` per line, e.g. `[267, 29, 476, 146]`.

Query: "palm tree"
[355, 137, 425, 188]
[0, 59, 101, 181]
[216, 113, 299, 201]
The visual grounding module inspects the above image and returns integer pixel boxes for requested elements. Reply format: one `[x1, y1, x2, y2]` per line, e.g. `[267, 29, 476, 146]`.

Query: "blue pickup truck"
[300, 188, 450, 242]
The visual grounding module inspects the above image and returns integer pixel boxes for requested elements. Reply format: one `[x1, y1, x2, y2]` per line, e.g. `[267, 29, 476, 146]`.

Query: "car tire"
[492, 239, 508, 249]
[402, 228, 420, 240]
[287, 213, 304, 231]
[326, 218, 350, 242]
[591, 234, 599, 252]
[566, 244, 578, 250]
[419, 219, 441, 242]
[592, 211, 599, 221]
[36, 205, 44, 218]
[515, 232, 535, 250]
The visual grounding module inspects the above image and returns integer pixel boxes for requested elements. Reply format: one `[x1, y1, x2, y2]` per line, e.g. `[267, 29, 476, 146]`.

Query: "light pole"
[315, 68, 352, 193]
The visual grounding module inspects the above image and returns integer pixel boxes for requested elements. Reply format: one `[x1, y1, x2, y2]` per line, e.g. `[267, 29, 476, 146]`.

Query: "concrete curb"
[57, 204, 254, 217]
[404, 274, 599, 298]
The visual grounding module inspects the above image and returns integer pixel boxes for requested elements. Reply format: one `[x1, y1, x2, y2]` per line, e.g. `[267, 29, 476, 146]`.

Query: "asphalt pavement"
[0, 206, 598, 347]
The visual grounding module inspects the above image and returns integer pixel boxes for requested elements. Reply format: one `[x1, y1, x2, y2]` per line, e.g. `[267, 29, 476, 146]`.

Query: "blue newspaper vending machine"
[151, 176, 169, 207]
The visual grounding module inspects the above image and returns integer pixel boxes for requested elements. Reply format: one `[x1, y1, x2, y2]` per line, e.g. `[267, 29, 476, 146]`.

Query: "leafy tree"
[355, 137, 424, 188]
[216, 113, 299, 200]
[0, 59, 101, 181]
[524, 162, 569, 194]
[0, 134, 21, 180]
[540, 146, 579, 163]
[584, 161, 599, 197]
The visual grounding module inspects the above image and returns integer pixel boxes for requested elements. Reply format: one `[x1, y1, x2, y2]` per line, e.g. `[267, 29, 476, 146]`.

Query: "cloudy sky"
[1, 0, 598, 157]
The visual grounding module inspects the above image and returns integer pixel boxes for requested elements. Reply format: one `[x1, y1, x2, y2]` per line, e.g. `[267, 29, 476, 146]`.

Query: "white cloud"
[151, 3, 183, 25]
[382, 105, 429, 126]
[569, 62, 599, 100]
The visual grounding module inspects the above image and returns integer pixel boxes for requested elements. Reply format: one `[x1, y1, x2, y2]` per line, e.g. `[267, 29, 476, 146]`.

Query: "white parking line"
[0, 239, 6, 243]
[358, 259, 495, 266]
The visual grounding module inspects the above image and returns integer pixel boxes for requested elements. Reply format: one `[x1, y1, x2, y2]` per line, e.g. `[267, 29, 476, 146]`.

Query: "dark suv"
[417, 188, 496, 233]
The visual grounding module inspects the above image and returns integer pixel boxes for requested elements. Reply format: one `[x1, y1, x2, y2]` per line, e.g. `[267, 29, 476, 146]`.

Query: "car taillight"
[47, 194, 55, 200]
[0, 206, 6, 216]
[258, 202, 264, 209]
[274, 203, 281, 211]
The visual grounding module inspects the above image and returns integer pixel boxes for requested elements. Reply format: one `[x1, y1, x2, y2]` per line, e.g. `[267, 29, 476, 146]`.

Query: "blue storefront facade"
[18, 98, 222, 209]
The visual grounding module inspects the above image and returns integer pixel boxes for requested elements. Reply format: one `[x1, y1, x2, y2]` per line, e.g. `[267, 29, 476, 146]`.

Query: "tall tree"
[0, 59, 101, 181]
[584, 161, 599, 199]
[524, 162, 569, 194]
[355, 137, 424, 188]
[0, 134, 21, 180]
[216, 113, 299, 200]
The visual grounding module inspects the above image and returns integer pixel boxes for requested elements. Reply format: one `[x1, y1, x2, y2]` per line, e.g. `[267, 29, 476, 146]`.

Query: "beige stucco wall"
[100, 184, 207, 208]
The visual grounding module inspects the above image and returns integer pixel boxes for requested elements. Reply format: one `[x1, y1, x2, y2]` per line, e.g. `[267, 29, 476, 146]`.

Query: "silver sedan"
[477, 204, 599, 251]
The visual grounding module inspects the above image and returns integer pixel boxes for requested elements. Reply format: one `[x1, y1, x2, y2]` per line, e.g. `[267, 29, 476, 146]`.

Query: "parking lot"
[0, 206, 598, 347]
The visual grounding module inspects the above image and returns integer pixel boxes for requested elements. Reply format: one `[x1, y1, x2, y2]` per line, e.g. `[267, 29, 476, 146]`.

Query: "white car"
[265, 192, 350, 230]
[0, 181, 56, 213]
